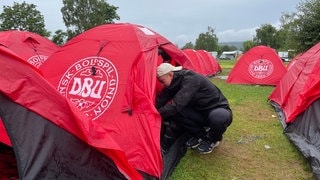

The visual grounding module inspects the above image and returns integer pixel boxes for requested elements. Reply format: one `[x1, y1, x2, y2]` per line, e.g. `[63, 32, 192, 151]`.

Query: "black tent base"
[140, 121, 188, 180]
[0, 93, 128, 180]
[0, 143, 18, 179]
[0, 92, 188, 180]
[0, 119, 188, 180]
[161, 132, 188, 180]
[269, 99, 320, 179]
[160, 122, 188, 180]
[0, 129, 188, 180]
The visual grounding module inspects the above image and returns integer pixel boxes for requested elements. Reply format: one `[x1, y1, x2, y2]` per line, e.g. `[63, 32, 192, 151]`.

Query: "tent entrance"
[160, 121, 188, 179]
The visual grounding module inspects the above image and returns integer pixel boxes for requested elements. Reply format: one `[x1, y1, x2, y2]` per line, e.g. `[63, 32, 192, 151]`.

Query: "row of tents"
[0, 23, 221, 179]
[182, 49, 221, 77]
[223, 43, 320, 179]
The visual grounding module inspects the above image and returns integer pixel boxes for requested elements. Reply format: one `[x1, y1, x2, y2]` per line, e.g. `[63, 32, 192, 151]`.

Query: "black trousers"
[171, 107, 233, 142]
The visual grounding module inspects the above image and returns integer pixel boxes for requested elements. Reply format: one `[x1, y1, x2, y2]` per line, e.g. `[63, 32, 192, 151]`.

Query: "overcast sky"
[1, 0, 301, 46]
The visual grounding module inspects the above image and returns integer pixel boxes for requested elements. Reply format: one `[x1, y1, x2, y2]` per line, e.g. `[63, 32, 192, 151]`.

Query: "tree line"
[0, 0, 119, 45]
[0, 0, 319, 57]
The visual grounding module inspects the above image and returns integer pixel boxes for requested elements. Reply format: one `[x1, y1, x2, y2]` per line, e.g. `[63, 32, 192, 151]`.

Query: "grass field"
[170, 60, 314, 180]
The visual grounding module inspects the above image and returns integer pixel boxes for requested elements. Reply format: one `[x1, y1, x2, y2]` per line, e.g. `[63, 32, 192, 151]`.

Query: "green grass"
[170, 60, 314, 180]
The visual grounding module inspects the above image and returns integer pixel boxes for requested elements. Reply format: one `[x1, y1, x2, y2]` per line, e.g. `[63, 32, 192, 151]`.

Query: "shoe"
[197, 140, 220, 154]
[185, 137, 203, 148]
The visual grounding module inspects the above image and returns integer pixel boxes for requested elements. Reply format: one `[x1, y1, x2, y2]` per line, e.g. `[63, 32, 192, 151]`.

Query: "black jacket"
[156, 69, 230, 120]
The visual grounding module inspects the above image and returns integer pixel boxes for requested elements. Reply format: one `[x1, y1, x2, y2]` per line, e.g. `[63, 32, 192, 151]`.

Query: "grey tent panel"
[270, 98, 320, 179]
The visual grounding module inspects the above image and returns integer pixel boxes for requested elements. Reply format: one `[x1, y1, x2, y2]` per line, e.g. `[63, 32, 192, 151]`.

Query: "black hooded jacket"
[156, 69, 230, 120]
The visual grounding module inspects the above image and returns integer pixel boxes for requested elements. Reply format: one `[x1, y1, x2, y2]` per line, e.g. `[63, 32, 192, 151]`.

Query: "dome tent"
[0, 30, 59, 68]
[40, 23, 194, 179]
[197, 49, 222, 76]
[182, 48, 207, 75]
[268, 42, 320, 178]
[226, 45, 287, 86]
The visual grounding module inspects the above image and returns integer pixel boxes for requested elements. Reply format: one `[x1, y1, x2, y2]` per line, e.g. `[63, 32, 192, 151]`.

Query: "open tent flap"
[155, 46, 190, 179]
[128, 44, 189, 179]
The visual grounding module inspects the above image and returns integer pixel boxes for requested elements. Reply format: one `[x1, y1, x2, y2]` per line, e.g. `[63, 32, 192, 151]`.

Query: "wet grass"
[170, 60, 314, 180]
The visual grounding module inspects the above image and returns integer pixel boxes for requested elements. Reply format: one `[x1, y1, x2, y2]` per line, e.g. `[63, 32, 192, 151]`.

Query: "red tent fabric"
[0, 118, 11, 148]
[0, 30, 59, 68]
[182, 49, 207, 75]
[268, 42, 320, 123]
[0, 30, 59, 147]
[226, 45, 287, 85]
[197, 49, 222, 76]
[0, 45, 141, 179]
[0, 48, 45, 147]
[0, 119, 10, 146]
[40, 23, 191, 178]
[286, 53, 302, 70]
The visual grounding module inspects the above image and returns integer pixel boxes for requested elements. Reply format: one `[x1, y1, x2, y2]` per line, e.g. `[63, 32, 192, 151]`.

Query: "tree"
[217, 44, 238, 56]
[0, 2, 50, 37]
[254, 24, 279, 49]
[277, 12, 299, 51]
[194, 26, 219, 51]
[61, 0, 120, 40]
[51, 30, 68, 46]
[293, 0, 320, 52]
[181, 42, 194, 50]
[242, 40, 256, 52]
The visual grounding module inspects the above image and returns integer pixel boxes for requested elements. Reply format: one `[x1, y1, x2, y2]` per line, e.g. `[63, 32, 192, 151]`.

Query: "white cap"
[157, 63, 182, 77]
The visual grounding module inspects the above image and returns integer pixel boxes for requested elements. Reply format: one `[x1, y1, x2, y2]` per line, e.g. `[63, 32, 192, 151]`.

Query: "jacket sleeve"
[155, 88, 172, 109]
[159, 75, 200, 119]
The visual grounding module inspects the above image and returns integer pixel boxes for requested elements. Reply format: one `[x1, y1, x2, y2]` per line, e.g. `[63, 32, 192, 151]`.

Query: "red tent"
[286, 53, 302, 70]
[226, 45, 287, 85]
[0, 118, 10, 146]
[0, 46, 140, 179]
[0, 30, 59, 68]
[197, 49, 222, 76]
[268, 42, 320, 179]
[182, 49, 207, 75]
[40, 23, 191, 178]
[269, 42, 320, 123]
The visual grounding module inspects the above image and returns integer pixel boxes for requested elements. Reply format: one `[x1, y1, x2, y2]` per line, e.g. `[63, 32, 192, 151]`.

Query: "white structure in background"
[219, 50, 242, 60]
[209, 51, 218, 58]
[278, 49, 295, 62]
[278, 51, 289, 62]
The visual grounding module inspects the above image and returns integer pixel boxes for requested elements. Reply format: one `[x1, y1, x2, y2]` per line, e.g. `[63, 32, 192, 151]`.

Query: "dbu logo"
[58, 56, 118, 120]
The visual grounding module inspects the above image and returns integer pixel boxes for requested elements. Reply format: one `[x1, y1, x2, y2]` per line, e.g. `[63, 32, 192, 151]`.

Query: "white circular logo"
[27, 55, 48, 68]
[248, 59, 274, 79]
[58, 56, 118, 120]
